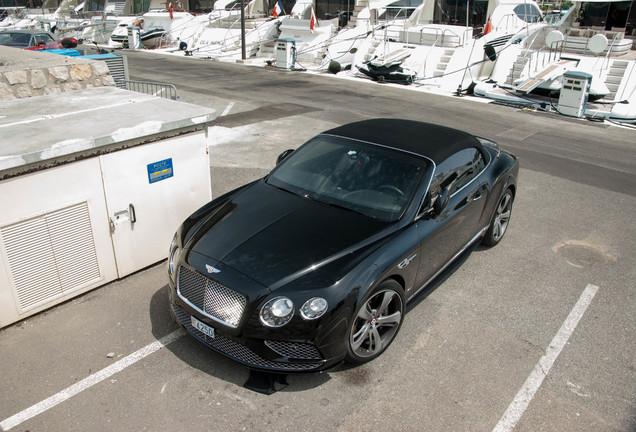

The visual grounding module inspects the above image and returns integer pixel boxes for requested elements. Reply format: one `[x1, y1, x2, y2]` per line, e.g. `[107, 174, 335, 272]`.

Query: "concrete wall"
[0, 46, 116, 101]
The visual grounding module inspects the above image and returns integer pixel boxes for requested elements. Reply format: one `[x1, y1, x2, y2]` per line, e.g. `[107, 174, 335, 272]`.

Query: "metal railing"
[121, 79, 179, 100]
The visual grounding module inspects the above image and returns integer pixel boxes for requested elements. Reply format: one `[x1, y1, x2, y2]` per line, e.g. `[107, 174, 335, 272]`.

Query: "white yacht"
[321, 0, 546, 92]
[474, 0, 636, 122]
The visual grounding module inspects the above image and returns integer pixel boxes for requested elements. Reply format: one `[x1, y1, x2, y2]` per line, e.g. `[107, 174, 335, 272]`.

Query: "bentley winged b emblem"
[205, 264, 221, 274]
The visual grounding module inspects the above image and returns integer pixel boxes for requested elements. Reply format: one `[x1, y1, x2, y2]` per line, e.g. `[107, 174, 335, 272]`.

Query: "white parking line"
[0, 329, 185, 431]
[221, 102, 235, 117]
[492, 284, 600, 432]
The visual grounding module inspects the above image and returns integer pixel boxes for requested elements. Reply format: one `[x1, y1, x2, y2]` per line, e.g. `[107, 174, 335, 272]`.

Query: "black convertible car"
[168, 119, 519, 372]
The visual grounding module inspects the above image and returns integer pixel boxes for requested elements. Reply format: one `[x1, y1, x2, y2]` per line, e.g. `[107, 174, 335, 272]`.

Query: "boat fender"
[484, 44, 496, 61]
[179, 41, 187, 50]
[328, 61, 341, 74]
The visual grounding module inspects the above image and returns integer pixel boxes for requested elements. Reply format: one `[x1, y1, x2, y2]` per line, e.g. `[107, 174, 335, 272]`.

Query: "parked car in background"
[0, 30, 77, 50]
[168, 119, 520, 373]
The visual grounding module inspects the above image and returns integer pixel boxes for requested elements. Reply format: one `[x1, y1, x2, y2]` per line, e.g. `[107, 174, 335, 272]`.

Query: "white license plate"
[191, 315, 215, 338]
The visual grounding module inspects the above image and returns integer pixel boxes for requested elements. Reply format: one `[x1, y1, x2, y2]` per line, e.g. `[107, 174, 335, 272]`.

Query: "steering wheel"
[378, 185, 404, 197]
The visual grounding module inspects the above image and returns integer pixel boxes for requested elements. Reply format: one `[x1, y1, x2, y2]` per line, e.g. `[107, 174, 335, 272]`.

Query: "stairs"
[433, 48, 455, 77]
[363, 38, 383, 61]
[260, 40, 276, 56]
[504, 56, 529, 87]
[604, 59, 629, 100]
[351, 0, 368, 25]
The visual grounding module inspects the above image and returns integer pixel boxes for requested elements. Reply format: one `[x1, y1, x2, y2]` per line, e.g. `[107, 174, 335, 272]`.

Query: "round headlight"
[168, 246, 179, 275]
[300, 297, 328, 320]
[168, 234, 179, 276]
[260, 297, 294, 327]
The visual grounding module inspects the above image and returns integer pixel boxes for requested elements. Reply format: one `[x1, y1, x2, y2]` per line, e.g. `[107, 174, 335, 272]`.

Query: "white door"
[100, 132, 211, 277]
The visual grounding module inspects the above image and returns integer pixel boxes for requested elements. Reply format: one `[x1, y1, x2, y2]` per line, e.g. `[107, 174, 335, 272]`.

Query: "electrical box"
[558, 71, 593, 118]
[127, 25, 141, 49]
[275, 38, 295, 69]
[0, 87, 216, 328]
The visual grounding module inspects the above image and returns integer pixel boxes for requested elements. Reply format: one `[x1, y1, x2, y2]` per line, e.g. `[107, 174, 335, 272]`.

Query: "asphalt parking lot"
[0, 52, 635, 431]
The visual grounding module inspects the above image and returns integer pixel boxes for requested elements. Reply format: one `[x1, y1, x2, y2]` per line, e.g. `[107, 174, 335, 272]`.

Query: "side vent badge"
[398, 254, 417, 269]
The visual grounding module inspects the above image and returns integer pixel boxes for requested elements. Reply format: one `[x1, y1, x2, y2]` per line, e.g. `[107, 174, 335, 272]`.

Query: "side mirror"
[432, 187, 450, 217]
[276, 149, 294, 165]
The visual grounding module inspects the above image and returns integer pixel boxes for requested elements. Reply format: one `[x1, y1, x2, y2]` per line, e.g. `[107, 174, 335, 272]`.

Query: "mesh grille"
[172, 305, 324, 372]
[177, 266, 246, 328]
[264, 340, 322, 360]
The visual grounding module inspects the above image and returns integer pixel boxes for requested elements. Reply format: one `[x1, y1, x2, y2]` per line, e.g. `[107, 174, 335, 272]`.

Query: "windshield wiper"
[322, 199, 369, 217]
[267, 182, 303, 198]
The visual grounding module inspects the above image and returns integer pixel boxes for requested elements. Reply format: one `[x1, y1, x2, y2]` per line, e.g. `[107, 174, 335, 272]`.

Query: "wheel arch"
[384, 274, 406, 293]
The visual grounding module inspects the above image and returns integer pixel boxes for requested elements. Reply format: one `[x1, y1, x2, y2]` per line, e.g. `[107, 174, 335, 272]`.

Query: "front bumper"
[171, 303, 332, 372]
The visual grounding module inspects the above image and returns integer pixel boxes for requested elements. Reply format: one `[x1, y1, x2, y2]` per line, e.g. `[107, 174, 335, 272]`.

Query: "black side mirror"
[276, 149, 294, 165]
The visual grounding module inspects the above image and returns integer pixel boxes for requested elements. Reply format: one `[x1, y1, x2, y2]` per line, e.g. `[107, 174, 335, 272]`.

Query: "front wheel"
[346, 280, 405, 364]
[482, 188, 514, 247]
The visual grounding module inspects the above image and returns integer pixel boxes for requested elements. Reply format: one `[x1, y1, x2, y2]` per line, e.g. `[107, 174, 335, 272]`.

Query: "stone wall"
[0, 46, 116, 101]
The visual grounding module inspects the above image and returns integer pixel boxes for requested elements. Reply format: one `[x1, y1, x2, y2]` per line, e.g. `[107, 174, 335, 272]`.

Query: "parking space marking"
[221, 102, 235, 117]
[0, 329, 185, 431]
[492, 284, 599, 432]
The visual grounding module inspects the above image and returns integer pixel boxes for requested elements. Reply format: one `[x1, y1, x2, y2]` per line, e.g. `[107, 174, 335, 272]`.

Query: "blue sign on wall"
[147, 158, 174, 184]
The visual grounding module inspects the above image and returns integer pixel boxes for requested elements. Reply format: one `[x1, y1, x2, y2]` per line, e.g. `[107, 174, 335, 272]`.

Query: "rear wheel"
[483, 188, 514, 247]
[346, 280, 404, 364]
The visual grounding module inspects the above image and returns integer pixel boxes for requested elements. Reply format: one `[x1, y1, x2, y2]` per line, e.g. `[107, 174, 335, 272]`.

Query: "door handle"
[472, 191, 482, 201]
[129, 203, 137, 224]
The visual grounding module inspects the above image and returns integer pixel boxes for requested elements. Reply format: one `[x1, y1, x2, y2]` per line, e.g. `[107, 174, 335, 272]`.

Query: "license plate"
[191, 315, 215, 338]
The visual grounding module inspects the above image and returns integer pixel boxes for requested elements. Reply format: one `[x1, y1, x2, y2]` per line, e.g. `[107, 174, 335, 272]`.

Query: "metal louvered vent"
[0, 202, 101, 312]
[112, 1, 126, 12]
[100, 55, 129, 89]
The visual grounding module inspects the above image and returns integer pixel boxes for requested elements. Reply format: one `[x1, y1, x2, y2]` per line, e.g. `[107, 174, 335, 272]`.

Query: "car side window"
[431, 148, 485, 196]
[34, 34, 54, 44]
[453, 148, 485, 193]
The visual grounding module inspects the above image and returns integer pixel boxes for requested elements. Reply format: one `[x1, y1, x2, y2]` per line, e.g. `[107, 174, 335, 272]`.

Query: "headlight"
[260, 297, 294, 327]
[300, 297, 328, 320]
[168, 234, 179, 276]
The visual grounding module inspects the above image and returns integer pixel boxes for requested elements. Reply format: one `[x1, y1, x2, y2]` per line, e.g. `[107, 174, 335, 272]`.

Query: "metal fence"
[121, 79, 179, 100]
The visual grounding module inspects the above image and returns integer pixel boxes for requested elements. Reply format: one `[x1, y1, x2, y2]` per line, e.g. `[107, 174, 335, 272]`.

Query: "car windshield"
[0, 32, 32, 47]
[267, 135, 431, 221]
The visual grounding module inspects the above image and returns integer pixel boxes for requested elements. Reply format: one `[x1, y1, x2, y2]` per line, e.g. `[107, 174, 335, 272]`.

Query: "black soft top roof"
[323, 119, 482, 165]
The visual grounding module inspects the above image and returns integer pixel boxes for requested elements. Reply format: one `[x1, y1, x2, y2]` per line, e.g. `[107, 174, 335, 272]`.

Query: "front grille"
[264, 340, 322, 360]
[177, 266, 246, 328]
[172, 305, 325, 372]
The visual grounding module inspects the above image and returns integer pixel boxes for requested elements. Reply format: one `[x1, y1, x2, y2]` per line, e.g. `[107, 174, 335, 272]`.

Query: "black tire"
[483, 188, 514, 247]
[345, 279, 405, 364]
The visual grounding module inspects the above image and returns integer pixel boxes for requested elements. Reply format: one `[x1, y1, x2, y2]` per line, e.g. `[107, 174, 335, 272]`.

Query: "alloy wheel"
[349, 288, 403, 360]
[492, 191, 513, 242]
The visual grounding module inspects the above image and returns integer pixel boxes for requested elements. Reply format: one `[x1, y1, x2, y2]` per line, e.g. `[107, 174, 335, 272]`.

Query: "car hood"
[187, 180, 393, 289]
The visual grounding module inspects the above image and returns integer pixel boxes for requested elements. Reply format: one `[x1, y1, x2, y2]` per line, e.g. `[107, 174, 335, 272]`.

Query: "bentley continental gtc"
[168, 119, 519, 372]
